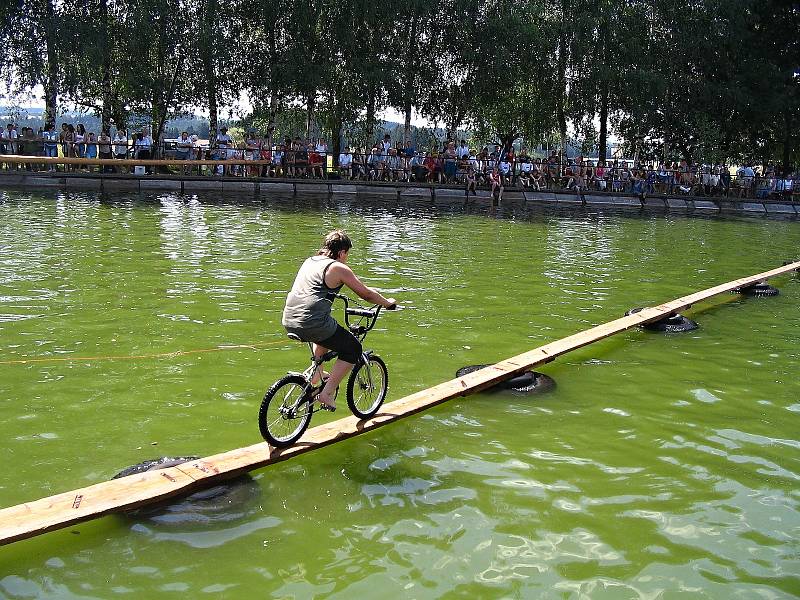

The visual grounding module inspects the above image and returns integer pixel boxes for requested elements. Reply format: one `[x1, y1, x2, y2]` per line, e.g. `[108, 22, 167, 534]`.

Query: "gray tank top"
[281, 256, 342, 341]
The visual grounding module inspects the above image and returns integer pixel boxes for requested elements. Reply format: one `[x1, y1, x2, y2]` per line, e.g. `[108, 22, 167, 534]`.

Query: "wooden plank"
[0, 260, 798, 546]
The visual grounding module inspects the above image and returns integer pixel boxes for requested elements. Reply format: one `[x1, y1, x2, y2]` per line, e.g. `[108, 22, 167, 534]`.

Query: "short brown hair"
[318, 229, 352, 259]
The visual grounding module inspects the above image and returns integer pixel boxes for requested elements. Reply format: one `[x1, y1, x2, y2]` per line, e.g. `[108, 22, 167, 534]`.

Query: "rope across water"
[0, 339, 286, 366]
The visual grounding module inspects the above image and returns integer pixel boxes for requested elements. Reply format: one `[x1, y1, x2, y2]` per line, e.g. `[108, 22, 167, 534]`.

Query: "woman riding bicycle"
[282, 230, 396, 411]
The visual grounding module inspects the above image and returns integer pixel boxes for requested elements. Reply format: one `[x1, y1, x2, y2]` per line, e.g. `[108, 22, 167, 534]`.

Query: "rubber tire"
[456, 364, 536, 389]
[643, 314, 698, 332]
[625, 308, 698, 332]
[509, 373, 557, 395]
[347, 354, 388, 419]
[740, 284, 779, 297]
[258, 374, 313, 448]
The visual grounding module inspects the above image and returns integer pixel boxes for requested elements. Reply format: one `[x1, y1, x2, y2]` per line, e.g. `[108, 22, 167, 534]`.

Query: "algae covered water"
[0, 190, 798, 598]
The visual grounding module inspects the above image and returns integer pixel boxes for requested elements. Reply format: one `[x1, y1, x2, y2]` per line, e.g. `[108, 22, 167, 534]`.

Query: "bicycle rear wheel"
[346, 354, 388, 419]
[258, 374, 313, 448]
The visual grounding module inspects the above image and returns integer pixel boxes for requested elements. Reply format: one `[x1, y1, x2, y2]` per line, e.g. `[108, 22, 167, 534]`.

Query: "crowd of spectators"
[0, 122, 796, 200]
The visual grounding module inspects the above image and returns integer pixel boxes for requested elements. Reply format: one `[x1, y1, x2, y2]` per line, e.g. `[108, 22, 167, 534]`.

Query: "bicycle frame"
[285, 294, 384, 410]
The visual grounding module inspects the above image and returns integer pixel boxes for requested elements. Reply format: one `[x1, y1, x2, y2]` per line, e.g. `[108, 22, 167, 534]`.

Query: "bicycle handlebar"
[333, 294, 397, 339]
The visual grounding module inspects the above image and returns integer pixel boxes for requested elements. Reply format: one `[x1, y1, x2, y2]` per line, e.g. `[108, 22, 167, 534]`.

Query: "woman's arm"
[326, 262, 395, 308]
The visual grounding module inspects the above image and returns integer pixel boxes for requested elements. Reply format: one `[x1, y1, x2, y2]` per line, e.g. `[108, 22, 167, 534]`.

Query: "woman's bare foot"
[317, 390, 336, 412]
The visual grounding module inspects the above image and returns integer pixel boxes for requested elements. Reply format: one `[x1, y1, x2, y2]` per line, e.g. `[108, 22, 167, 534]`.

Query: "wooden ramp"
[1, 261, 797, 546]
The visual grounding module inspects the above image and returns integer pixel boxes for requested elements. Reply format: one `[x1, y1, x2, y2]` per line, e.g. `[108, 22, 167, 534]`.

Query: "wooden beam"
[0, 261, 797, 546]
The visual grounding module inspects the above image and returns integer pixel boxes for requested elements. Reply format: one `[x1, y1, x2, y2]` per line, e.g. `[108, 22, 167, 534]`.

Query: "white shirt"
[520, 162, 532, 173]
[177, 136, 192, 149]
[216, 134, 232, 148]
[316, 143, 328, 154]
[113, 134, 128, 155]
[339, 153, 352, 167]
[136, 135, 152, 148]
[457, 145, 469, 159]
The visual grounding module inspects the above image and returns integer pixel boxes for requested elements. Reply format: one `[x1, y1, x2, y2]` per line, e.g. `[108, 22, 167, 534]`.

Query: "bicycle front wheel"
[258, 375, 313, 448]
[346, 354, 388, 419]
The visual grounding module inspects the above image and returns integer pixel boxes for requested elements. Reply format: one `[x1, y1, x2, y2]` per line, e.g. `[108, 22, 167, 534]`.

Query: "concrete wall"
[1, 172, 797, 217]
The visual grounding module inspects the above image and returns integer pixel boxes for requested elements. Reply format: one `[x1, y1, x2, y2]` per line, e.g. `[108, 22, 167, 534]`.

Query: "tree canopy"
[0, 0, 797, 166]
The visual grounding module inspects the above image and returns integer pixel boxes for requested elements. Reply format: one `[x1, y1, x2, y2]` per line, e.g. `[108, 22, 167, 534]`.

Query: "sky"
[1, 85, 434, 129]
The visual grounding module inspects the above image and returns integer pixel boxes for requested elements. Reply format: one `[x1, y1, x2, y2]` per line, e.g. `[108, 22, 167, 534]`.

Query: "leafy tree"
[0, 0, 61, 124]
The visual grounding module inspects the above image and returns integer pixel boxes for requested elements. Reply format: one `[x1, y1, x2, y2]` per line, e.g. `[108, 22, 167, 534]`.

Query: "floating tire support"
[733, 281, 780, 296]
[1, 260, 799, 547]
[456, 365, 556, 395]
[625, 308, 699, 332]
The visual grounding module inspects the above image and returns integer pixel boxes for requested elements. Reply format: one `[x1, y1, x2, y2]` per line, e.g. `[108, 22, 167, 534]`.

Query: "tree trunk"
[331, 97, 343, 168]
[782, 109, 793, 172]
[596, 12, 609, 163]
[305, 92, 315, 139]
[402, 15, 419, 147]
[598, 85, 608, 163]
[556, 0, 569, 166]
[152, 58, 183, 160]
[501, 132, 517, 156]
[366, 83, 377, 146]
[202, 0, 219, 142]
[99, 0, 112, 132]
[43, 0, 58, 124]
[265, 26, 279, 150]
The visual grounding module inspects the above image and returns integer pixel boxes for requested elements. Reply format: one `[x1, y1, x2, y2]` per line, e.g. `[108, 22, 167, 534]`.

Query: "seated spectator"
[295, 142, 309, 177]
[338, 146, 353, 179]
[367, 147, 384, 180]
[244, 131, 261, 177]
[63, 124, 77, 171]
[531, 159, 544, 190]
[315, 138, 328, 176]
[75, 124, 86, 158]
[42, 123, 59, 172]
[385, 148, 402, 181]
[594, 161, 607, 190]
[98, 129, 113, 173]
[457, 139, 469, 160]
[422, 151, 437, 182]
[113, 129, 128, 173]
[518, 156, 532, 187]
[136, 127, 153, 160]
[465, 165, 477, 195]
[409, 151, 426, 182]
[351, 148, 366, 180]
[309, 147, 324, 178]
[175, 131, 192, 174]
[488, 167, 504, 201]
[257, 141, 272, 177]
[443, 142, 457, 182]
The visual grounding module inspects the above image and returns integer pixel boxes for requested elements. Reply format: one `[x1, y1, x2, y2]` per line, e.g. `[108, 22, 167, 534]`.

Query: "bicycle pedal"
[318, 403, 336, 412]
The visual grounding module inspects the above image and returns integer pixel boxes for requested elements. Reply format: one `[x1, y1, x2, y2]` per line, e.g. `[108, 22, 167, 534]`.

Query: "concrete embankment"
[1, 172, 797, 217]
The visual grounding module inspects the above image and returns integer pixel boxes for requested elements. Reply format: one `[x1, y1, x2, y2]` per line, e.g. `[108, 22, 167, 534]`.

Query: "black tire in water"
[258, 374, 313, 448]
[738, 283, 779, 297]
[625, 308, 698, 333]
[455, 365, 555, 394]
[347, 354, 388, 419]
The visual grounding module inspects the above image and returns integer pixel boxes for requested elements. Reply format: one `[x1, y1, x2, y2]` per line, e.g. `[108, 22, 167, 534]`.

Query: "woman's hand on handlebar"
[383, 298, 397, 310]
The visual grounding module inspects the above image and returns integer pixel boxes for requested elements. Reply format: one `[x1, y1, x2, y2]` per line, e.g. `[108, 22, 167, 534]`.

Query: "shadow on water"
[112, 457, 263, 530]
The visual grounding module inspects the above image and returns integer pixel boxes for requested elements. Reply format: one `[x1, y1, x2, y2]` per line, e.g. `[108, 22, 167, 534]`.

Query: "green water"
[0, 190, 799, 598]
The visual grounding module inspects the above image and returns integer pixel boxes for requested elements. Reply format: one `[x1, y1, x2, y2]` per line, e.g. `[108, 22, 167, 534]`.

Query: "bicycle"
[258, 294, 396, 448]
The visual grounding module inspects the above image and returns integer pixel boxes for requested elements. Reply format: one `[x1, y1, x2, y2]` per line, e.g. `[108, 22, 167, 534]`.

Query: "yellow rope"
[0, 339, 287, 365]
